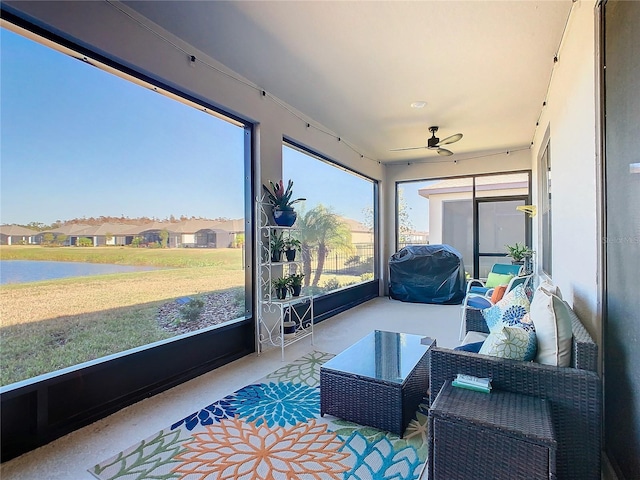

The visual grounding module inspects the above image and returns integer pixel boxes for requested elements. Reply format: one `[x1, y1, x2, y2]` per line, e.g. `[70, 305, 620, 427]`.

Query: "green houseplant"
[272, 276, 289, 300]
[288, 273, 305, 297]
[284, 237, 301, 262]
[270, 230, 285, 263]
[505, 242, 535, 263]
[505, 242, 535, 273]
[262, 179, 306, 227]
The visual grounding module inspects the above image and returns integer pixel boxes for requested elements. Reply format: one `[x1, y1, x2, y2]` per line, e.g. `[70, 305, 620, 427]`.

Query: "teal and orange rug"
[90, 351, 429, 479]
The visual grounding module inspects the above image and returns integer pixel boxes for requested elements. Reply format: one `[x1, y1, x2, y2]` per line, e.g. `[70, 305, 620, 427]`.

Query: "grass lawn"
[0, 246, 245, 386]
[0, 245, 242, 268]
[0, 246, 363, 386]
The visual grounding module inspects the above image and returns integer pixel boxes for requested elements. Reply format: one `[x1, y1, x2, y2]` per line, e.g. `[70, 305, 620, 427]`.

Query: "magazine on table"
[452, 373, 492, 393]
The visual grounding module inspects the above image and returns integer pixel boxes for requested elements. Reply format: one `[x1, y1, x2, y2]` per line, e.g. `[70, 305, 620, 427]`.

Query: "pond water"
[0, 260, 159, 285]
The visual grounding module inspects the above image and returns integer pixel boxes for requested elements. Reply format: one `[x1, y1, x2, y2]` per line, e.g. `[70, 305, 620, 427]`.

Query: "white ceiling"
[123, 1, 573, 164]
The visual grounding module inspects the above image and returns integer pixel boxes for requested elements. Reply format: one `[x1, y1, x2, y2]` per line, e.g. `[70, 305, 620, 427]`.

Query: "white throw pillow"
[529, 286, 573, 366]
[538, 279, 562, 300]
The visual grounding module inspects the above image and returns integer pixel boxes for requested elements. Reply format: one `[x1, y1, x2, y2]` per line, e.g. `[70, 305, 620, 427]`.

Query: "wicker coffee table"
[320, 330, 435, 436]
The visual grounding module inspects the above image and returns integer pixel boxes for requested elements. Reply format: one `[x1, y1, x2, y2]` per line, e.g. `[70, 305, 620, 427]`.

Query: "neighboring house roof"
[47, 224, 95, 236]
[169, 219, 239, 233]
[209, 219, 245, 233]
[88, 223, 138, 235]
[418, 174, 529, 198]
[4, 216, 371, 239]
[134, 221, 175, 233]
[0, 225, 39, 236]
[338, 217, 371, 234]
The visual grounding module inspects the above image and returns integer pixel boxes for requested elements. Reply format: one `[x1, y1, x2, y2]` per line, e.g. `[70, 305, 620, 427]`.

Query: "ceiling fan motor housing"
[428, 126, 440, 148]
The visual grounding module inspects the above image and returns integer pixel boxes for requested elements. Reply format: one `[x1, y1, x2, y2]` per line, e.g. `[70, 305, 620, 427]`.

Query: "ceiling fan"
[391, 126, 463, 156]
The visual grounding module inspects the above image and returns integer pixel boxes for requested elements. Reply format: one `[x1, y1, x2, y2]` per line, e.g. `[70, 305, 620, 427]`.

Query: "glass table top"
[321, 330, 434, 384]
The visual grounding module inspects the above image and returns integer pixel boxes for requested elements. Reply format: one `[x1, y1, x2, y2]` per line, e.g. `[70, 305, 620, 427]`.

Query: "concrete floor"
[0, 296, 461, 480]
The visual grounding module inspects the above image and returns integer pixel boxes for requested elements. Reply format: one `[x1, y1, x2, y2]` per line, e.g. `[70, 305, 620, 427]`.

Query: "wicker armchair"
[429, 306, 601, 480]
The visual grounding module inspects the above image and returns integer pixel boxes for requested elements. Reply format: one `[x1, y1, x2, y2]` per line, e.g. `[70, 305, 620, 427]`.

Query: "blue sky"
[1, 27, 427, 230]
[1, 28, 245, 225]
[398, 181, 434, 232]
[284, 146, 374, 226]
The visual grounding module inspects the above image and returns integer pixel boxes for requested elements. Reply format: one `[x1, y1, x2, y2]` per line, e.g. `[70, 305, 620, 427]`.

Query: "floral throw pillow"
[481, 284, 531, 332]
[479, 325, 538, 361]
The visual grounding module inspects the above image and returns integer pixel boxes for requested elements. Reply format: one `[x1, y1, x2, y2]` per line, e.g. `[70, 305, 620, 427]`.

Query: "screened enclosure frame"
[0, 9, 256, 461]
[473, 194, 532, 278]
[395, 170, 532, 279]
[283, 137, 381, 292]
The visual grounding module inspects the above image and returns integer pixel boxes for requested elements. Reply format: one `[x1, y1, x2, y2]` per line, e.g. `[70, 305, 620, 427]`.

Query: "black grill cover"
[389, 244, 465, 304]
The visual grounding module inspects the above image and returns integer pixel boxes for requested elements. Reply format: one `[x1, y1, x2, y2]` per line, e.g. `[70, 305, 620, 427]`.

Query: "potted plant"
[270, 230, 285, 263]
[284, 237, 301, 262]
[272, 276, 289, 300]
[262, 179, 306, 227]
[505, 242, 535, 269]
[288, 273, 305, 297]
[282, 320, 297, 340]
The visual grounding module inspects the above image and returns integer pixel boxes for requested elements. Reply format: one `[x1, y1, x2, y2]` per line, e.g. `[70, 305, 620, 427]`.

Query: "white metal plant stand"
[256, 197, 314, 359]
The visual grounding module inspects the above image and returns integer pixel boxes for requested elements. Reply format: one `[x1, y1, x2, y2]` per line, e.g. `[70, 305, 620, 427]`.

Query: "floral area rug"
[90, 351, 429, 480]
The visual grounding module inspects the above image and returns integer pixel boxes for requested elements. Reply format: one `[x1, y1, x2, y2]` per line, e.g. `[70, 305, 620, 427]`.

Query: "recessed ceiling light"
[411, 101, 427, 109]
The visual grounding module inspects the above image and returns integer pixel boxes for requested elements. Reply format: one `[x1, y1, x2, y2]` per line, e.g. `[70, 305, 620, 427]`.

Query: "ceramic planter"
[273, 208, 297, 227]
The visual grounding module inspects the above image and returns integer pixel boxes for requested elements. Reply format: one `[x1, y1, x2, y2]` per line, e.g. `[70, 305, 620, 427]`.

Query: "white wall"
[426, 186, 529, 244]
[530, 0, 600, 342]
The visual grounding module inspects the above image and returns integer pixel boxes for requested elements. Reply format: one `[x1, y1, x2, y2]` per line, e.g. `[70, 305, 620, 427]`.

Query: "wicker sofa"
[428, 304, 601, 480]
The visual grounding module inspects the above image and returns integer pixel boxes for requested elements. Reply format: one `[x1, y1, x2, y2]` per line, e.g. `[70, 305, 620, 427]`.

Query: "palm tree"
[296, 204, 355, 287]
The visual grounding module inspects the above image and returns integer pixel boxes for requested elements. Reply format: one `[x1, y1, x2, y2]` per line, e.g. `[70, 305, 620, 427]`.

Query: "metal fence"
[307, 243, 375, 276]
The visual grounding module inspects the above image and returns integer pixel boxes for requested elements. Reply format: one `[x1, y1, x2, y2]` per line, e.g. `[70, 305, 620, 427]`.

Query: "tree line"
[18, 215, 233, 232]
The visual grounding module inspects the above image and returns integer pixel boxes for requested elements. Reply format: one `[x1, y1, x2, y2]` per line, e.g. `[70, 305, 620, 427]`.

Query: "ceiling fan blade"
[389, 146, 427, 152]
[437, 133, 463, 146]
[437, 148, 453, 156]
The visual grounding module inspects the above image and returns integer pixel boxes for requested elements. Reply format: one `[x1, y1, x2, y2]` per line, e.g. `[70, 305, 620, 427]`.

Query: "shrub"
[179, 298, 204, 324]
[322, 277, 341, 291]
[232, 288, 246, 317]
[77, 237, 93, 247]
[344, 255, 361, 266]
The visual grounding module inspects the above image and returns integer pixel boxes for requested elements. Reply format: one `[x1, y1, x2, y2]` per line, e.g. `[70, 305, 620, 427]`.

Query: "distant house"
[339, 217, 373, 246]
[0, 225, 39, 245]
[172, 219, 244, 248]
[37, 219, 246, 248]
[2, 216, 368, 249]
[43, 223, 111, 246]
[400, 230, 429, 245]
